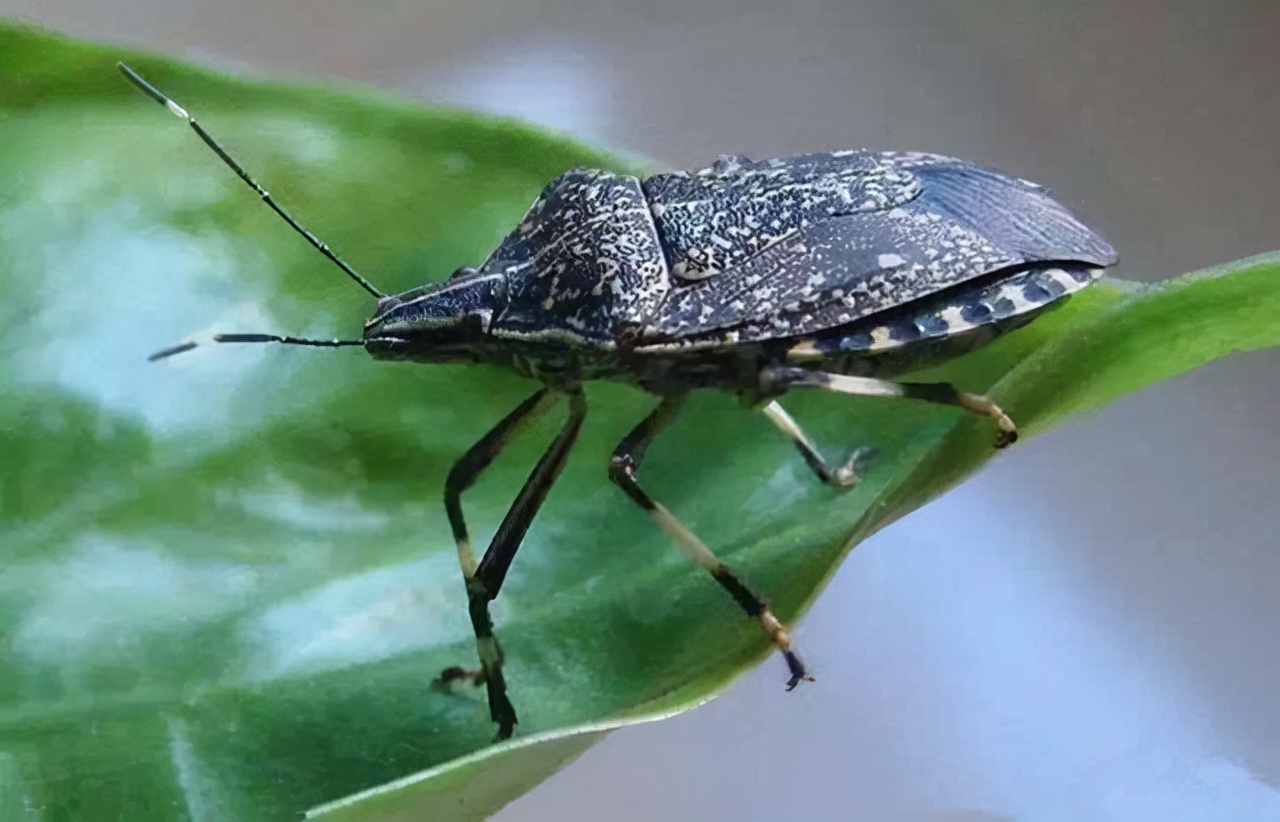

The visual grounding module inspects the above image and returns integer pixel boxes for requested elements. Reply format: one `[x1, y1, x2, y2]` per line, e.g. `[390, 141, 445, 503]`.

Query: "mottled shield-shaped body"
[478, 150, 1117, 352]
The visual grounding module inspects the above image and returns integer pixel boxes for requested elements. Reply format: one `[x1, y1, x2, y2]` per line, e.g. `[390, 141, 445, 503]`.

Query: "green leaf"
[1, 22, 1276, 822]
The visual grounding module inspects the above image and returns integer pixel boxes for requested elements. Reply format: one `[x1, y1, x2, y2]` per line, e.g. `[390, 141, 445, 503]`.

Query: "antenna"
[148, 334, 365, 362]
[117, 62, 385, 300]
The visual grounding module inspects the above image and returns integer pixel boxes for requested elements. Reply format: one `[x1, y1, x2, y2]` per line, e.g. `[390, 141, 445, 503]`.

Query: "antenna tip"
[116, 61, 143, 85]
[117, 61, 190, 120]
[148, 341, 198, 362]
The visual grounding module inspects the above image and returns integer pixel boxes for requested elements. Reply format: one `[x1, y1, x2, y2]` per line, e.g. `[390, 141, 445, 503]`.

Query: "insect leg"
[438, 389, 559, 707]
[609, 395, 814, 691]
[445, 387, 559, 583]
[444, 387, 587, 739]
[763, 366, 1018, 447]
[760, 400, 879, 488]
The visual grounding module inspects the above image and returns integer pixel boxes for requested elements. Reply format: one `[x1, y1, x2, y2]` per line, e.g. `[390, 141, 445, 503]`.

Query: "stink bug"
[121, 63, 1118, 740]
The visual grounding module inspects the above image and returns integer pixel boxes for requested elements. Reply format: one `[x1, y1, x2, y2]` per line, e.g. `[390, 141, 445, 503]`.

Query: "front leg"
[440, 387, 586, 739]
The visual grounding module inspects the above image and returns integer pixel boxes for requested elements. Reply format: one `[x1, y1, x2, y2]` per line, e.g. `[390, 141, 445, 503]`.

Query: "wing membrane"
[646, 153, 1117, 343]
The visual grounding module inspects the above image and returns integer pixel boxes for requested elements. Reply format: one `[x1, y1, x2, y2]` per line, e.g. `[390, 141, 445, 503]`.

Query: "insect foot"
[434, 665, 486, 688]
[953, 392, 1019, 448]
[759, 609, 814, 691]
[432, 658, 516, 742]
[833, 445, 881, 489]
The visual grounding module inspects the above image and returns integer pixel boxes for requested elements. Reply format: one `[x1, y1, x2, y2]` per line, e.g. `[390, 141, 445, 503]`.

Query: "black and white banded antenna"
[146, 334, 365, 363]
[117, 62, 380, 361]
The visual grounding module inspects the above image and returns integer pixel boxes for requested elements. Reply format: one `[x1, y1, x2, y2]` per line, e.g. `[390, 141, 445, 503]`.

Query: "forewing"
[643, 151, 921, 282]
[647, 153, 1117, 343]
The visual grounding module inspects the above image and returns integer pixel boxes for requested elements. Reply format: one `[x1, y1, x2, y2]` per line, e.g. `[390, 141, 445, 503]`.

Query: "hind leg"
[760, 400, 879, 488]
[762, 366, 1018, 448]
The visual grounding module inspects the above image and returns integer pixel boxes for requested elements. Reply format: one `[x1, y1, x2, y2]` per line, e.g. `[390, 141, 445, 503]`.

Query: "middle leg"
[608, 395, 814, 690]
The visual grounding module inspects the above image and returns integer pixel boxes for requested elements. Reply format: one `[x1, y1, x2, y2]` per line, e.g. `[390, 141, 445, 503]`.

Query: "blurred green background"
[4, 2, 1279, 821]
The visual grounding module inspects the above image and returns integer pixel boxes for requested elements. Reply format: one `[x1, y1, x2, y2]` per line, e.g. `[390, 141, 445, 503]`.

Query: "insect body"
[122, 64, 1117, 740]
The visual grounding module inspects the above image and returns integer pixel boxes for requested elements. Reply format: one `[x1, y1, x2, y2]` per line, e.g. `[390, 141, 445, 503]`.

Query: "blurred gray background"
[7, 1, 1277, 820]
